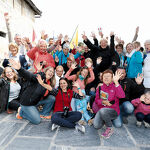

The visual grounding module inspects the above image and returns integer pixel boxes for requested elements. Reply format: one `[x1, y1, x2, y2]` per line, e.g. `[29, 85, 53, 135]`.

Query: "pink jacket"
[131, 98, 150, 115]
[27, 47, 55, 73]
[65, 67, 95, 93]
[94, 83, 125, 115]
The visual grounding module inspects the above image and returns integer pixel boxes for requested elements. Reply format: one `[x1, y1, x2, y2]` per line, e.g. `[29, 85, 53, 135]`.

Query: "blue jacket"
[127, 51, 143, 78]
[53, 50, 81, 65]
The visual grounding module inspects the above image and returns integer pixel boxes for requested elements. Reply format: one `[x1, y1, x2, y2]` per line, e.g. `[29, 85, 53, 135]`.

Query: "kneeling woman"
[93, 69, 125, 139]
[37, 77, 85, 133]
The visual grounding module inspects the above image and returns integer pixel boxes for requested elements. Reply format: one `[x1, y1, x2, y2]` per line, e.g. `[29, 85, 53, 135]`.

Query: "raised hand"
[110, 31, 114, 37]
[36, 74, 44, 85]
[140, 94, 145, 102]
[71, 62, 77, 70]
[9, 59, 21, 70]
[58, 34, 63, 40]
[96, 57, 102, 64]
[36, 62, 43, 72]
[82, 32, 87, 41]
[55, 55, 59, 63]
[64, 35, 69, 42]
[91, 32, 96, 39]
[86, 61, 92, 68]
[72, 81, 80, 88]
[136, 26, 139, 34]
[98, 28, 103, 38]
[113, 70, 122, 85]
[135, 73, 143, 85]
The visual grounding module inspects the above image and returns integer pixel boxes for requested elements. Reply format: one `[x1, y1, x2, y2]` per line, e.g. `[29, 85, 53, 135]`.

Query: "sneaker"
[51, 124, 60, 131]
[78, 120, 87, 126]
[7, 109, 14, 114]
[143, 121, 150, 128]
[136, 121, 142, 127]
[122, 117, 128, 124]
[101, 127, 114, 139]
[16, 113, 23, 119]
[40, 115, 51, 119]
[88, 119, 93, 126]
[75, 124, 85, 133]
[16, 107, 23, 119]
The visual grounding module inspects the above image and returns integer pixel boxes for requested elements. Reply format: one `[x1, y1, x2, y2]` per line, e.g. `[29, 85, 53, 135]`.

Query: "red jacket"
[27, 47, 55, 73]
[54, 89, 73, 112]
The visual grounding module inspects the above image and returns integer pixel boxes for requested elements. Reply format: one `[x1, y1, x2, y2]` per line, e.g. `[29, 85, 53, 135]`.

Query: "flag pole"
[70, 24, 79, 44]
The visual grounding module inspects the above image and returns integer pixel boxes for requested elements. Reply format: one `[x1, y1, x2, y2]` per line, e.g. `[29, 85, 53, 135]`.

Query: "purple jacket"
[93, 83, 125, 115]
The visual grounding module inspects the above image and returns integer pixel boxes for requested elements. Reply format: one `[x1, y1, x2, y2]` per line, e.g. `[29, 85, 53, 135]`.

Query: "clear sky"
[32, 0, 150, 46]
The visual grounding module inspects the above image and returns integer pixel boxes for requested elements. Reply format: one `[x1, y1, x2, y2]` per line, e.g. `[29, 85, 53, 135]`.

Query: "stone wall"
[0, 0, 35, 61]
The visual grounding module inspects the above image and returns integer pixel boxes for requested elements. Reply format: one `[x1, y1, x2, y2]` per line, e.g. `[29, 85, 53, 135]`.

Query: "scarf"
[79, 75, 85, 81]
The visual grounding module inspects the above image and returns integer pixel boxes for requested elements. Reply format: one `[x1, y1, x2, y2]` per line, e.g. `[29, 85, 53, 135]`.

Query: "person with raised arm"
[36, 76, 85, 133]
[27, 39, 55, 73]
[93, 69, 125, 139]
[9, 59, 56, 124]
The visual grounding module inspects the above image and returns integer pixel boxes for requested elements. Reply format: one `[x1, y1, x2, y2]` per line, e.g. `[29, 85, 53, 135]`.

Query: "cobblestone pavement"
[0, 112, 150, 150]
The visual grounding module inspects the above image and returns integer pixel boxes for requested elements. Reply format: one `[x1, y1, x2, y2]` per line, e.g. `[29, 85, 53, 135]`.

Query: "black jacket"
[84, 36, 114, 72]
[0, 78, 9, 113]
[17, 68, 48, 106]
[119, 78, 145, 105]
[3, 55, 28, 70]
[0, 77, 24, 113]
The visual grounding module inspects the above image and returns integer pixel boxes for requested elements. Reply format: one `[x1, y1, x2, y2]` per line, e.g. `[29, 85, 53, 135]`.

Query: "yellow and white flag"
[70, 25, 78, 49]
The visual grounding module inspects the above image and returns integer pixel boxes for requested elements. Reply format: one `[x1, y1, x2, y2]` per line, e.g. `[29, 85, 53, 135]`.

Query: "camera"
[40, 61, 45, 68]
[62, 106, 69, 118]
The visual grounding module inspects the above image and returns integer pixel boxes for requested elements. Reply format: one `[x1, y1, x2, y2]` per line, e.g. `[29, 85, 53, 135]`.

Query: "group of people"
[0, 27, 150, 139]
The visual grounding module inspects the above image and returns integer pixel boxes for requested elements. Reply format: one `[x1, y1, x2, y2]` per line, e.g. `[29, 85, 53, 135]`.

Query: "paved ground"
[0, 112, 150, 150]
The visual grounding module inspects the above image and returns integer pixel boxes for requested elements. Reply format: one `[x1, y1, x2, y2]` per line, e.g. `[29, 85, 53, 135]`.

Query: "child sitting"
[131, 91, 150, 128]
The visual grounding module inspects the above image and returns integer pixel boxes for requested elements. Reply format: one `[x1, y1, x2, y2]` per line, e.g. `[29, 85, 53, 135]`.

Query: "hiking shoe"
[122, 117, 128, 124]
[40, 115, 51, 119]
[143, 121, 150, 128]
[51, 124, 60, 131]
[136, 121, 142, 127]
[75, 124, 85, 133]
[101, 127, 114, 139]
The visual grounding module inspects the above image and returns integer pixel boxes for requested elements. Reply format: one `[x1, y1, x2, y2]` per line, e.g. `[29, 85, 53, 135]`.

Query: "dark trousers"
[136, 112, 150, 123]
[8, 99, 20, 111]
[51, 111, 82, 128]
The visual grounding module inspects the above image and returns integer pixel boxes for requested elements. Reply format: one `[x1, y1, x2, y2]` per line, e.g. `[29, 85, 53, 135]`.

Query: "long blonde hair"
[1, 67, 18, 81]
[44, 67, 56, 87]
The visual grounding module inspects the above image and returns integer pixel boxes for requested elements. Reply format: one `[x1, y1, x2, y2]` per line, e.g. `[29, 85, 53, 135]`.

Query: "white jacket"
[143, 53, 150, 88]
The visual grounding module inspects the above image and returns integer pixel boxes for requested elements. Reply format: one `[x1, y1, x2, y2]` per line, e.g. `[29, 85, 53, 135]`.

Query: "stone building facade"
[0, 0, 41, 61]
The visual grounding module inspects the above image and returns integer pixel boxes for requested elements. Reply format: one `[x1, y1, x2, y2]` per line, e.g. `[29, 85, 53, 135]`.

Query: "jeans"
[37, 95, 55, 116]
[113, 101, 134, 128]
[71, 89, 90, 111]
[76, 99, 91, 122]
[93, 108, 118, 129]
[136, 112, 150, 123]
[51, 111, 82, 128]
[20, 105, 41, 125]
